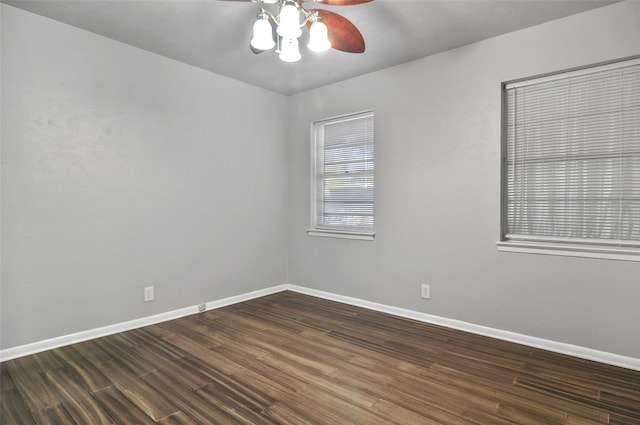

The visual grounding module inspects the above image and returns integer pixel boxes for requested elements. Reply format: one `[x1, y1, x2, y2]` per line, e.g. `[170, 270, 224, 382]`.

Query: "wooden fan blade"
[307, 9, 365, 53]
[314, 0, 373, 5]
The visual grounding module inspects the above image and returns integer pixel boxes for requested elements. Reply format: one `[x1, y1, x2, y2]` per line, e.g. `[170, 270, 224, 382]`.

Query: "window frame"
[307, 110, 375, 241]
[497, 57, 640, 262]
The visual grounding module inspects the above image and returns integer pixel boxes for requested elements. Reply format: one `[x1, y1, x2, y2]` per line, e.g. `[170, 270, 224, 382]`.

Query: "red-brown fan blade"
[307, 9, 365, 53]
[314, 0, 373, 5]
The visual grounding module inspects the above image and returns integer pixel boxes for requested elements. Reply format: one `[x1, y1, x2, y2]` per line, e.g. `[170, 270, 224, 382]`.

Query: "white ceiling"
[4, 0, 618, 95]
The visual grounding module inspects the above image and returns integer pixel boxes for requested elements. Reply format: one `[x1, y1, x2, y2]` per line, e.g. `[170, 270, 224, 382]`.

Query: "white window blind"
[310, 111, 374, 238]
[502, 58, 640, 255]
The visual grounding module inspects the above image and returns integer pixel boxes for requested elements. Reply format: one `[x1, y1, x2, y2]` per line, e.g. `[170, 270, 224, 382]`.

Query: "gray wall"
[1, 5, 288, 349]
[2, 1, 640, 360]
[287, 1, 640, 358]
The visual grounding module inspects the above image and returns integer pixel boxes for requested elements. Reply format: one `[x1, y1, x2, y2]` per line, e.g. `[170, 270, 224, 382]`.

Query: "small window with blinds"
[498, 58, 640, 261]
[308, 110, 374, 240]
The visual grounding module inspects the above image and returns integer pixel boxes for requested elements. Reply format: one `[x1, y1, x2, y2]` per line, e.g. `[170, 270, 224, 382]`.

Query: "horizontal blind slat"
[314, 111, 374, 231]
[504, 59, 640, 245]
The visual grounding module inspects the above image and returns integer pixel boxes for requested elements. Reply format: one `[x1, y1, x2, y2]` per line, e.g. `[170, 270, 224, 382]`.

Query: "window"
[308, 110, 374, 240]
[498, 58, 640, 261]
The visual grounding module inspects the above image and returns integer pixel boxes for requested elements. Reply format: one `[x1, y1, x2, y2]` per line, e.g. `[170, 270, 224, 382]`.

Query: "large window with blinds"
[308, 110, 374, 240]
[498, 58, 640, 261]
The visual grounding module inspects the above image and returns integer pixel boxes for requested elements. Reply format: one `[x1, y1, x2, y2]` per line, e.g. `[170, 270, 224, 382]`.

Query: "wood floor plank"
[153, 318, 224, 346]
[3, 357, 62, 413]
[60, 396, 117, 425]
[92, 334, 159, 376]
[0, 362, 16, 391]
[31, 404, 76, 425]
[95, 360, 179, 421]
[195, 382, 275, 425]
[162, 333, 243, 375]
[211, 348, 310, 394]
[195, 366, 278, 414]
[44, 368, 115, 425]
[462, 407, 523, 425]
[2, 291, 639, 424]
[0, 389, 38, 425]
[284, 382, 391, 424]
[22, 351, 63, 375]
[72, 340, 112, 365]
[51, 345, 112, 393]
[565, 413, 609, 425]
[44, 368, 92, 405]
[369, 398, 444, 425]
[141, 370, 247, 424]
[230, 367, 302, 402]
[261, 401, 325, 425]
[144, 359, 210, 392]
[214, 310, 300, 345]
[132, 328, 188, 360]
[495, 402, 568, 425]
[157, 412, 199, 425]
[92, 386, 157, 425]
[432, 361, 614, 424]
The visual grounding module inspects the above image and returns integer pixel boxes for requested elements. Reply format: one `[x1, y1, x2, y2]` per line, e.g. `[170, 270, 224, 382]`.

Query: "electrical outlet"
[198, 303, 206, 312]
[421, 284, 431, 299]
[144, 286, 154, 302]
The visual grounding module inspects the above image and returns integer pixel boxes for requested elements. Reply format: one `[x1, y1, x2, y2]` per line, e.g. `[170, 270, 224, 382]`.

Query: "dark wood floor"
[2, 291, 639, 424]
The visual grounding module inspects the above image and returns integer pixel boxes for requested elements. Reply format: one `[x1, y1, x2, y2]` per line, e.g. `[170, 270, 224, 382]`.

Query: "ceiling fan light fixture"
[236, 0, 368, 60]
[308, 20, 330, 52]
[277, 1, 302, 39]
[279, 37, 301, 62]
[250, 12, 275, 51]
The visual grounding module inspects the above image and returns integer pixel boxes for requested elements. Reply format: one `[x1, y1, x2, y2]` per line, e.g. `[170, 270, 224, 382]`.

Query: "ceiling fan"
[221, 0, 373, 62]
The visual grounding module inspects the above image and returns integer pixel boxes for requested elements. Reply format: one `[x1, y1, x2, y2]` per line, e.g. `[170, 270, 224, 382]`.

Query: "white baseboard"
[0, 284, 287, 362]
[286, 284, 640, 372]
[3, 282, 639, 372]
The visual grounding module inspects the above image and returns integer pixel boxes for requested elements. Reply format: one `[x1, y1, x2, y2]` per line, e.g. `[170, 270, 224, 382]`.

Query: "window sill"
[496, 240, 640, 262]
[307, 229, 375, 241]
